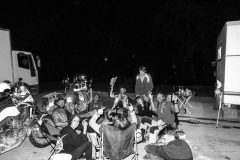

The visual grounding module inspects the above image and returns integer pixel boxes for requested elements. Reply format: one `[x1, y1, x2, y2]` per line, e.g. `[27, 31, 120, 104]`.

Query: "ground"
[1, 92, 240, 160]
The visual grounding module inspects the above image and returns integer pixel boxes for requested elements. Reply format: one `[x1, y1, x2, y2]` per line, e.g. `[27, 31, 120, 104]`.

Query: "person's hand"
[172, 94, 178, 102]
[76, 130, 81, 134]
[82, 119, 88, 128]
[148, 92, 153, 100]
[128, 103, 134, 112]
[97, 107, 105, 115]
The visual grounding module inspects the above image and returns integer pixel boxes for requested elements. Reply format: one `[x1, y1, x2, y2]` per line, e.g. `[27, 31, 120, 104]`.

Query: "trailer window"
[17, 53, 29, 69]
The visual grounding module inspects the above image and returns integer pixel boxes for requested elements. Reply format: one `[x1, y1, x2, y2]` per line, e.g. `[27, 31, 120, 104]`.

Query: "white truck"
[0, 28, 40, 94]
[215, 20, 240, 124]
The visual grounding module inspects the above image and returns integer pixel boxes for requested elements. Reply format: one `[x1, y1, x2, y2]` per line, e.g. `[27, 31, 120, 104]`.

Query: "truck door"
[16, 52, 38, 87]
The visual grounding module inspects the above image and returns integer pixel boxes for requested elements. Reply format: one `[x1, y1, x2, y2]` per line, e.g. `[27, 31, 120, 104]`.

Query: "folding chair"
[99, 124, 138, 160]
[177, 96, 193, 115]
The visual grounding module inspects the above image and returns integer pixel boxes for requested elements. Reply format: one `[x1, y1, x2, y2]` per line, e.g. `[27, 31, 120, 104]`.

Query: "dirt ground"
[1, 93, 240, 160]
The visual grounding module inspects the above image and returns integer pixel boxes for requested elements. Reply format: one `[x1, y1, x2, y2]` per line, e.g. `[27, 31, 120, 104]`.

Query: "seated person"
[74, 90, 90, 114]
[60, 115, 92, 160]
[110, 86, 128, 110]
[135, 93, 156, 118]
[144, 126, 193, 160]
[139, 93, 179, 144]
[64, 92, 77, 118]
[52, 98, 68, 130]
[88, 94, 103, 112]
[89, 105, 137, 160]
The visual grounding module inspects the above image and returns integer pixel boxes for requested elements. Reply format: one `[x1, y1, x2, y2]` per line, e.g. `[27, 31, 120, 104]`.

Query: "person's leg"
[71, 141, 92, 160]
[89, 133, 100, 158]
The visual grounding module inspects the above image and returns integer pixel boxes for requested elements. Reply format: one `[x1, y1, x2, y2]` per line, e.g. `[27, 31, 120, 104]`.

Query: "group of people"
[49, 66, 193, 160]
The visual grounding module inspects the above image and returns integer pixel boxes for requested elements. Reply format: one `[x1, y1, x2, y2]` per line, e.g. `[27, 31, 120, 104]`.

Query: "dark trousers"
[71, 141, 92, 160]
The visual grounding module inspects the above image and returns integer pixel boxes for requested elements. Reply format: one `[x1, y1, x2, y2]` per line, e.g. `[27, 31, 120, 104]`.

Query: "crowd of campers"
[40, 66, 193, 160]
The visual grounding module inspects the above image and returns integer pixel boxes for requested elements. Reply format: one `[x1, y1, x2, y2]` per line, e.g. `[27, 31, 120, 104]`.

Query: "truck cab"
[12, 50, 39, 94]
[0, 28, 40, 94]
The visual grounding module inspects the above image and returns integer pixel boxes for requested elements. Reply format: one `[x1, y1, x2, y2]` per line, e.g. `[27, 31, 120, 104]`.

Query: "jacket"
[135, 73, 153, 96]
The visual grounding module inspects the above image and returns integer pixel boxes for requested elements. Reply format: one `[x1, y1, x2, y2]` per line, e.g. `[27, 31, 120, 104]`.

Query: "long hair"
[106, 111, 130, 130]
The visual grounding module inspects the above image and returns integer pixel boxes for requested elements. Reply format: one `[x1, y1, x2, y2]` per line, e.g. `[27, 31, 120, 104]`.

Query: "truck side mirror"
[35, 55, 41, 69]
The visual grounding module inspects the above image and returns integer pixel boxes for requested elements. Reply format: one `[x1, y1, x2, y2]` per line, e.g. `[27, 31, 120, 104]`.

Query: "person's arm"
[88, 88, 93, 103]
[89, 111, 102, 134]
[171, 94, 180, 113]
[109, 86, 115, 98]
[135, 75, 140, 96]
[147, 74, 153, 93]
[148, 93, 155, 111]
[82, 119, 88, 135]
[112, 96, 120, 110]
[80, 110, 96, 118]
[52, 112, 68, 128]
[128, 104, 137, 124]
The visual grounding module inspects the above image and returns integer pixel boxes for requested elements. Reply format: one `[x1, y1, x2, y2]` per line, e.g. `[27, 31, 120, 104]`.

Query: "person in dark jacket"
[60, 115, 92, 160]
[135, 66, 153, 97]
[144, 126, 193, 160]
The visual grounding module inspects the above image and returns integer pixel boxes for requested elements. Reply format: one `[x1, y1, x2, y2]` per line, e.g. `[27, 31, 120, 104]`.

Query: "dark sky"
[1, 0, 240, 85]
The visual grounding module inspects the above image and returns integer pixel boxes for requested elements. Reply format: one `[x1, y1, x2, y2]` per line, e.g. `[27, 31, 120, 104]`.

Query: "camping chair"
[99, 124, 138, 160]
[49, 135, 72, 160]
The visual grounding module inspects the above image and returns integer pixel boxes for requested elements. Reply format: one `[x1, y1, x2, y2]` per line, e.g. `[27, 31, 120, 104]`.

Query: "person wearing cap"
[135, 66, 153, 98]
[52, 97, 68, 130]
[144, 126, 193, 160]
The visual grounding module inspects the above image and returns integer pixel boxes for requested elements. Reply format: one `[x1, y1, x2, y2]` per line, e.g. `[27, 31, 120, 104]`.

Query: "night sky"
[1, 0, 240, 85]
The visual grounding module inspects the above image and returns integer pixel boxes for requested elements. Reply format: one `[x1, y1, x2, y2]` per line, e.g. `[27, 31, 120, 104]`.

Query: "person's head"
[106, 111, 130, 130]
[120, 87, 126, 94]
[156, 93, 165, 102]
[166, 94, 172, 103]
[136, 96, 143, 105]
[70, 115, 80, 129]
[139, 66, 146, 75]
[55, 99, 65, 108]
[112, 113, 130, 130]
[158, 125, 178, 145]
[93, 94, 100, 102]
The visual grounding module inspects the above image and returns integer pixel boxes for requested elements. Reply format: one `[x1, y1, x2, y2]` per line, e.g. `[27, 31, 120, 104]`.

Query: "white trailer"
[216, 20, 240, 125]
[0, 28, 40, 94]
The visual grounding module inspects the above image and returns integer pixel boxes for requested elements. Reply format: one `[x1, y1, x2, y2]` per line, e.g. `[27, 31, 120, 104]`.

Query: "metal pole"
[216, 93, 222, 128]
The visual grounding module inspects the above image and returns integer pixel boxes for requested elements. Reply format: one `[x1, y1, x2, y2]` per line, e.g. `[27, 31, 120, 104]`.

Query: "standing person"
[60, 115, 92, 160]
[135, 66, 153, 98]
